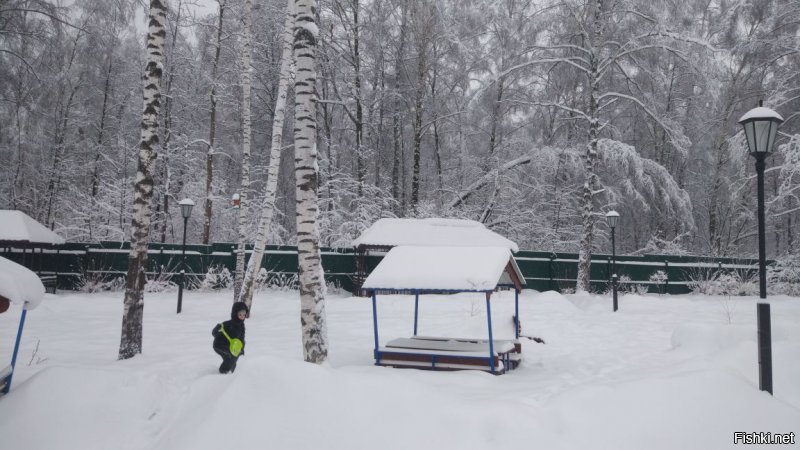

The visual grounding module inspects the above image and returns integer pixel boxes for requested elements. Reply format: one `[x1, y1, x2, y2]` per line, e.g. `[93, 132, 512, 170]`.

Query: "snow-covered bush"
[634, 233, 692, 256]
[200, 266, 233, 290]
[145, 271, 177, 292]
[255, 268, 298, 291]
[76, 273, 126, 293]
[687, 268, 757, 296]
[768, 254, 800, 296]
[145, 278, 176, 292]
[326, 279, 343, 295]
[649, 270, 668, 294]
[616, 275, 649, 295]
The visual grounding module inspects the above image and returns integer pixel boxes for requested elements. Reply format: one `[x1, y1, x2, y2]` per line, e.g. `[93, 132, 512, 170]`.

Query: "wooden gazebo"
[0, 210, 65, 292]
[363, 245, 525, 375]
[352, 218, 518, 295]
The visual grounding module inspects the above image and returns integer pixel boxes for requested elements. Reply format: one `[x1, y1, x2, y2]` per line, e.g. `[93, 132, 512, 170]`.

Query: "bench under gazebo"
[363, 245, 525, 375]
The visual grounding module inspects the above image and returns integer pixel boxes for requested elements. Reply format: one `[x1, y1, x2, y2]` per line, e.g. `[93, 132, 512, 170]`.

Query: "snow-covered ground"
[0, 289, 798, 450]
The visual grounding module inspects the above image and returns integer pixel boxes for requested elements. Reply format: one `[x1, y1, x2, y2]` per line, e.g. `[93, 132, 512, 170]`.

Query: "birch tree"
[237, 0, 296, 309]
[294, 0, 328, 363]
[390, 2, 408, 209]
[233, 0, 254, 300]
[203, 0, 226, 245]
[408, 1, 435, 212]
[119, 0, 167, 360]
[498, 0, 700, 291]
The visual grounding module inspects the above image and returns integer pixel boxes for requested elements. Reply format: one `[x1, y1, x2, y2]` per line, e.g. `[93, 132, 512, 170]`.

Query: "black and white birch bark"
[119, 0, 167, 360]
[293, 0, 328, 363]
[233, 0, 254, 300]
[575, 0, 603, 293]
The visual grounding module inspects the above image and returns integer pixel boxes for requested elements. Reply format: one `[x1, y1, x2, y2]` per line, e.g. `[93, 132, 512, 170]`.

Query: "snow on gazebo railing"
[362, 246, 525, 375]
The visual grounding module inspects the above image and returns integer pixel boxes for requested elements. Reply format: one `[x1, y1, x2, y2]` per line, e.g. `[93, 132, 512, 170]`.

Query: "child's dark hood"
[231, 302, 249, 321]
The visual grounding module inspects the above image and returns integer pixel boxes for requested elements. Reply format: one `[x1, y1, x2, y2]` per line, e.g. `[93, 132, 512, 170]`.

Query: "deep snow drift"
[0, 289, 798, 450]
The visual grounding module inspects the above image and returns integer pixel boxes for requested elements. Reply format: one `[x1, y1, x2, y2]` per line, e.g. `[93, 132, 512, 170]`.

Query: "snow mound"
[670, 323, 754, 354]
[546, 370, 799, 450]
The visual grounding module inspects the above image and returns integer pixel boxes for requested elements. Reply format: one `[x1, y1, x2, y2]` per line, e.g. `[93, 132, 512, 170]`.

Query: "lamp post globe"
[606, 211, 620, 312]
[605, 210, 619, 229]
[179, 198, 195, 219]
[177, 198, 194, 314]
[738, 103, 783, 395]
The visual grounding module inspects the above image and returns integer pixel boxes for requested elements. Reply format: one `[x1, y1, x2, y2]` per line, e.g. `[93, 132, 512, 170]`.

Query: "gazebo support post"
[413, 291, 419, 336]
[4, 305, 28, 394]
[485, 291, 496, 374]
[371, 291, 380, 363]
[514, 289, 519, 339]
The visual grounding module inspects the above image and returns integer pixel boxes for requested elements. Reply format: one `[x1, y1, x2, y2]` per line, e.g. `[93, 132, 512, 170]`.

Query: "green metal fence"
[0, 242, 758, 295]
[512, 251, 759, 294]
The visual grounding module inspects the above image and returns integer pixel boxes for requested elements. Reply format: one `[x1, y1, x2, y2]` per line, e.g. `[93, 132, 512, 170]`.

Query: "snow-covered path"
[1, 289, 798, 450]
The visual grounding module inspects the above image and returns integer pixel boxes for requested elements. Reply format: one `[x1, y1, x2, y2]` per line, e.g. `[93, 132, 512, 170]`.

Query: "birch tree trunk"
[119, 0, 167, 360]
[294, 0, 328, 364]
[237, 0, 295, 310]
[390, 3, 408, 208]
[159, 0, 184, 244]
[234, 0, 254, 300]
[409, 27, 426, 210]
[409, 2, 432, 212]
[574, 81, 600, 292]
[203, 0, 226, 245]
[352, 0, 365, 199]
[575, 0, 603, 293]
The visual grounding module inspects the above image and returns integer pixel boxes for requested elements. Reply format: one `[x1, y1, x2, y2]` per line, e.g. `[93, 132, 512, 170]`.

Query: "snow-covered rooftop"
[361, 246, 524, 292]
[0, 210, 65, 245]
[0, 256, 44, 310]
[352, 218, 519, 252]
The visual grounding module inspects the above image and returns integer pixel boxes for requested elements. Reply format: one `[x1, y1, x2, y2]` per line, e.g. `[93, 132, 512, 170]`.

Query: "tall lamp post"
[738, 102, 783, 395]
[177, 198, 194, 314]
[606, 211, 620, 312]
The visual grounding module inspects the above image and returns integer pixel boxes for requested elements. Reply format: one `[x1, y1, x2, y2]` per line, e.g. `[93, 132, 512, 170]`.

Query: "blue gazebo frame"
[2, 303, 30, 395]
[369, 285, 521, 374]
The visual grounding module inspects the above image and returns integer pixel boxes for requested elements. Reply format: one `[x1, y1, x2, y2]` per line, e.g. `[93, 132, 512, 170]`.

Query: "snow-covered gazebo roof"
[0, 210, 65, 246]
[0, 256, 44, 310]
[361, 246, 525, 293]
[352, 218, 519, 253]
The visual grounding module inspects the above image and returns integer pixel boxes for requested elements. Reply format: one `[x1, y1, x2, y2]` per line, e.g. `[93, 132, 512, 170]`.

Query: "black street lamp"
[177, 198, 194, 314]
[606, 210, 620, 312]
[738, 102, 783, 395]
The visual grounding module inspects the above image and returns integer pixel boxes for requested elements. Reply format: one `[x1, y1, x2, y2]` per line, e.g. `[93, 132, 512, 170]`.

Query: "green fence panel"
[0, 241, 762, 295]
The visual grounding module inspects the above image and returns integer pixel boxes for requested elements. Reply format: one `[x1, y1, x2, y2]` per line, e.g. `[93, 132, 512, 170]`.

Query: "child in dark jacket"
[212, 302, 248, 373]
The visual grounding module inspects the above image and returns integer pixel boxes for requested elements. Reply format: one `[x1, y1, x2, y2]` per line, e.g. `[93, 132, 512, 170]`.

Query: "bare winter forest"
[1, 0, 798, 259]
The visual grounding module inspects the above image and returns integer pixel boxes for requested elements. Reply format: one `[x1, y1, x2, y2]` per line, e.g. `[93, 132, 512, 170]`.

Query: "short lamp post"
[738, 101, 783, 395]
[606, 210, 620, 312]
[177, 198, 194, 314]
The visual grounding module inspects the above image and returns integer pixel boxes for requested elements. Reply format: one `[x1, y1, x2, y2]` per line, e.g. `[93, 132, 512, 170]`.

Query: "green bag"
[218, 324, 244, 357]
